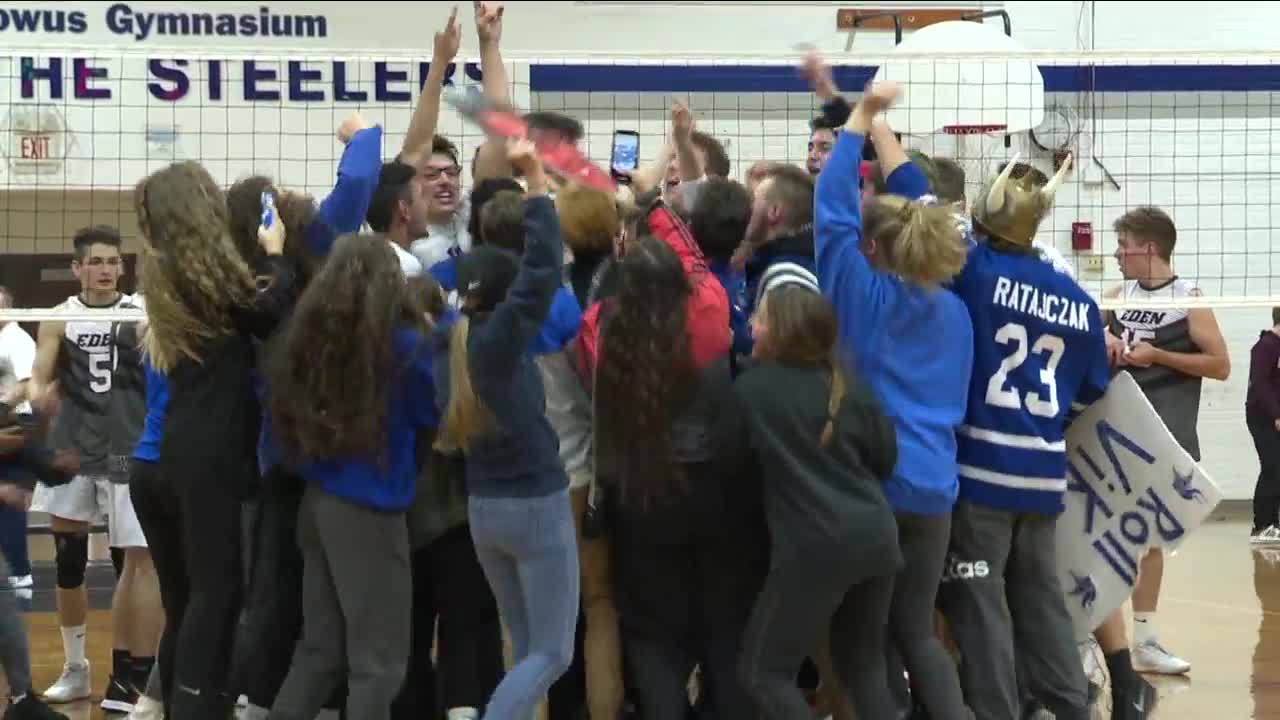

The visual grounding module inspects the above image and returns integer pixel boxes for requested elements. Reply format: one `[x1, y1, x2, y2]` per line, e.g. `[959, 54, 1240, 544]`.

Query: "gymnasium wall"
[1, 0, 1278, 501]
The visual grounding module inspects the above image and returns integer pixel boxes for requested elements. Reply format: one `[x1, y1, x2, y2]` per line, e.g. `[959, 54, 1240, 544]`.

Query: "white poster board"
[1056, 372, 1222, 640]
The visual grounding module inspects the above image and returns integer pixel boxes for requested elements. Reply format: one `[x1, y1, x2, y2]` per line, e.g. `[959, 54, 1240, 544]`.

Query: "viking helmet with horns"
[971, 154, 1072, 247]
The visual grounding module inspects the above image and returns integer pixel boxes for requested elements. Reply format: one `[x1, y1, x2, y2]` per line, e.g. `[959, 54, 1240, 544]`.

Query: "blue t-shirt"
[133, 362, 169, 463]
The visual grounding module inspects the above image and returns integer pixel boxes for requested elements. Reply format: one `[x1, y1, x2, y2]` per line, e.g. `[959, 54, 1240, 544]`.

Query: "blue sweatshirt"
[815, 131, 975, 515]
[133, 362, 169, 464]
[257, 126, 384, 474]
[433, 196, 568, 499]
[298, 327, 439, 511]
[710, 261, 751, 358]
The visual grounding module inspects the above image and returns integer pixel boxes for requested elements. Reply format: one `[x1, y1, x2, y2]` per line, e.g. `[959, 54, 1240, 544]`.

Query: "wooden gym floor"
[1, 517, 1276, 719]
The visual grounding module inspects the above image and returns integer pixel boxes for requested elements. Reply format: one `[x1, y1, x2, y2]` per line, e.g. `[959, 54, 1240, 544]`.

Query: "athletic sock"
[130, 656, 155, 692]
[1132, 611, 1157, 645]
[111, 649, 132, 682]
[61, 625, 87, 667]
[1105, 649, 1137, 696]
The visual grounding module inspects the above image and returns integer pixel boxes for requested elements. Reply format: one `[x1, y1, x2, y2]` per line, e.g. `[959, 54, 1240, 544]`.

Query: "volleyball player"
[27, 227, 160, 709]
[1105, 206, 1229, 676]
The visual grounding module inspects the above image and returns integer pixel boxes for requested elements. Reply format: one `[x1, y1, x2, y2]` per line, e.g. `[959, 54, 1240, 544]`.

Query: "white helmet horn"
[1039, 153, 1073, 208]
[985, 154, 1020, 214]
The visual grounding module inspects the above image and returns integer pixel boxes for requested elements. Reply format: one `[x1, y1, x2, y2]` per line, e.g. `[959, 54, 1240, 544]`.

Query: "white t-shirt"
[410, 194, 473, 275]
[0, 322, 36, 414]
[393, 241, 424, 278]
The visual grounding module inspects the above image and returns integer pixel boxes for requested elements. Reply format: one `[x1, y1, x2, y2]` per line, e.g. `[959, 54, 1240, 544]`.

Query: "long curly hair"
[134, 161, 257, 372]
[594, 237, 697, 507]
[266, 234, 429, 465]
[226, 176, 319, 286]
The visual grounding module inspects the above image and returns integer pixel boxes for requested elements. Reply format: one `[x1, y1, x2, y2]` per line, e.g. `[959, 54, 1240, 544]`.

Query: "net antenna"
[871, 20, 1045, 201]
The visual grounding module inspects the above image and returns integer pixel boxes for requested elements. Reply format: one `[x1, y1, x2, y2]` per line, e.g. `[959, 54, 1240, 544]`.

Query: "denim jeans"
[469, 488, 579, 720]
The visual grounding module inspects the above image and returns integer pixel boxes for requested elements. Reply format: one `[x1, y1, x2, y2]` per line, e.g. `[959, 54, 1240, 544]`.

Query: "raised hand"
[336, 112, 371, 144]
[507, 137, 542, 178]
[800, 51, 838, 100]
[475, 1, 504, 46]
[436, 5, 462, 62]
[861, 82, 901, 116]
[671, 98, 694, 143]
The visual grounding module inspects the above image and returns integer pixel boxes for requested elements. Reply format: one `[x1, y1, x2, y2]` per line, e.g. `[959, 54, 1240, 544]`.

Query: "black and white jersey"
[48, 293, 144, 474]
[1106, 277, 1203, 460]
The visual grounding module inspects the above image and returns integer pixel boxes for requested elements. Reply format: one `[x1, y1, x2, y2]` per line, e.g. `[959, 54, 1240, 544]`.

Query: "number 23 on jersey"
[984, 322, 1065, 418]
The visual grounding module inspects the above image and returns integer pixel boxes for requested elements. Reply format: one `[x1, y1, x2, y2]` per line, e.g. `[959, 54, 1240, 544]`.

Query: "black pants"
[132, 455, 248, 720]
[392, 523, 504, 719]
[610, 464, 766, 720]
[233, 469, 306, 707]
[738, 540, 895, 720]
[1249, 414, 1280, 532]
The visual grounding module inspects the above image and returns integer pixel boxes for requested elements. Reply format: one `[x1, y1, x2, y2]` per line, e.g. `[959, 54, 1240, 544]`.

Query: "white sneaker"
[1251, 525, 1280, 545]
[7, 575, 32, 589]
[128, 694, 165, 719]
[1132, 640, 1191, 675]
[1080, 635, 1104, 685]
[42, 660, 91, 703]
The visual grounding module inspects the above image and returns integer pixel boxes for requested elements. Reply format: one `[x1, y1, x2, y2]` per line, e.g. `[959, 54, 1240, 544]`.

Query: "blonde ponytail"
[818, 364, 847, 448]
[435, 316, 493, 452]
[865, 195, 968, 289]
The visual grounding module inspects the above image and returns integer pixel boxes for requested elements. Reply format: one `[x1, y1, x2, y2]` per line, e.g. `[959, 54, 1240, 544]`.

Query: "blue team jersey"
[952, 240, 1111, 514]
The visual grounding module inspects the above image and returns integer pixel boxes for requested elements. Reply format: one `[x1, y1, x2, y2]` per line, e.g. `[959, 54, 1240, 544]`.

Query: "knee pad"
[52, 532, 89, 589]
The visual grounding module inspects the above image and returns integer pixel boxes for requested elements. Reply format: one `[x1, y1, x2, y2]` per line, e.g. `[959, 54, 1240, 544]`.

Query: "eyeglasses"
[422, 166, 462, 181]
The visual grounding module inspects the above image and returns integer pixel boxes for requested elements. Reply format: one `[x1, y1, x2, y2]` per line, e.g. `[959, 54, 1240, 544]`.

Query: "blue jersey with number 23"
[952, 241, 1111, 514]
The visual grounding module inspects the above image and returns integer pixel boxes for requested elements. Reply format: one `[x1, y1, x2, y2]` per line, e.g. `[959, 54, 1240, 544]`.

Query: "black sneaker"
[4, 695, 70, 720]
[1111, 676, 1158, 720]
[100, 676, 138, 714]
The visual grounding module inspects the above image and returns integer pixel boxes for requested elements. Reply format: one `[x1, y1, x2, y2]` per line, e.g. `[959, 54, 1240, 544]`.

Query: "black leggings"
[1249, 414, 1280, 532]
[392, 523, 503, 718]
[131, 457, 245, 720]
[738, 541, 895, 720]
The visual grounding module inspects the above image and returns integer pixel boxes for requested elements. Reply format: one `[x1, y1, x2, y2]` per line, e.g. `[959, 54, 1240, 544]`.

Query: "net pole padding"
[0, 309, 147, 323]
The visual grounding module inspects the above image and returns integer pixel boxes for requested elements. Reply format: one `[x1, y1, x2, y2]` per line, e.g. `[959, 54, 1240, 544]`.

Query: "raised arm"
[871, 121, 930, 200]
[814, 83, 898, 302]
[470, 141, 564, 370]
[400, 7, 461, 169]
[312, 116, 384, 250]
[471, 2, 516, 182]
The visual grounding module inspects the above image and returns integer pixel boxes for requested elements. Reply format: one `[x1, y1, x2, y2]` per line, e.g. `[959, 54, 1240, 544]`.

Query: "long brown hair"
[266, 234, 429, 464]
[226, 176, 319, 286]
[134, 161, 257, 372]
[755, 285, 846, 448]
[594, 237, 697, 506]
[863, 195, 967, 289]
[435, 314, 495, 453]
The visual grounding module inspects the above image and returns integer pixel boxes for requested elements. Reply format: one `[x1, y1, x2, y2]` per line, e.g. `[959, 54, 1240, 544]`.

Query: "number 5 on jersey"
[89, 353, 113, 394]
[985, 322, 1065, 418]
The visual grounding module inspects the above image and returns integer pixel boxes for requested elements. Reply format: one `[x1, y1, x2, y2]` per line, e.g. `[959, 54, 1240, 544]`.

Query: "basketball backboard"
[871, 20, 1045, 135]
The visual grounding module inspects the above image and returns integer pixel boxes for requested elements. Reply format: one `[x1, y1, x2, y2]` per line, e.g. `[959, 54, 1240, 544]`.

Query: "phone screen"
[611, 132, 640, 173]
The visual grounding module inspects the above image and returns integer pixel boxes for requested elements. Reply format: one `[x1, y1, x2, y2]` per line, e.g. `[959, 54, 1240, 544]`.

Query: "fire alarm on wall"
[1071, 222, 1093, 252]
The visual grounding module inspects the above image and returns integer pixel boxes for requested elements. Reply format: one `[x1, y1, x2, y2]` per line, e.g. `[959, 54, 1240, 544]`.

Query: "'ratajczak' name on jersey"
[992, 276, 1093, 333]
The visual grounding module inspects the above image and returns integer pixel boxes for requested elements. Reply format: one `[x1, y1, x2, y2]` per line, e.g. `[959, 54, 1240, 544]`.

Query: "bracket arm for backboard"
[850, 12, 905, 45]
[960, 9, 1012, 37]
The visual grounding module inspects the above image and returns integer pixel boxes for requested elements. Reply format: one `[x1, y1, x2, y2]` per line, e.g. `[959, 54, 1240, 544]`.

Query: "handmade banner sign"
[1055, 371, 1221, 640]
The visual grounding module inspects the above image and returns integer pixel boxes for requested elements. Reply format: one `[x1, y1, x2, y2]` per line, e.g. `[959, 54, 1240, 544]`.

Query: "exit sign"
[19, 133, 51, 160]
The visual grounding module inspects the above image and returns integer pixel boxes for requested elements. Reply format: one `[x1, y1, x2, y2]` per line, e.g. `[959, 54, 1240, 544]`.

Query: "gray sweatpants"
[937, 501, 1089, 720]
[270, 485, 412, 720]
[0, 554, 31, 698]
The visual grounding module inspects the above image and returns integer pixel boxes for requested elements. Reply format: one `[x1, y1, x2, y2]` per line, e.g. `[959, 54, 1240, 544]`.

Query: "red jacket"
[577, 202, 730, 376]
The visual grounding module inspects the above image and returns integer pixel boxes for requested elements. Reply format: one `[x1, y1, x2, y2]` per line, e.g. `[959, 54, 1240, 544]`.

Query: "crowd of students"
[0, 4, 1244, 720]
